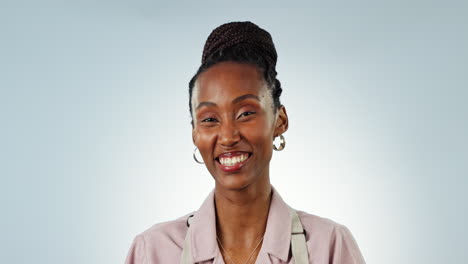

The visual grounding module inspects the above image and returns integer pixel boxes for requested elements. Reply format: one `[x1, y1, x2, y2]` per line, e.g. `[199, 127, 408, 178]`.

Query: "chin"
[215, 174, 255, 191]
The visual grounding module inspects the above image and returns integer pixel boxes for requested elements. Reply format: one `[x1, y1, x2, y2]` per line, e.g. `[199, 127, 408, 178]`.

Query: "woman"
[125, 21, 366, 264]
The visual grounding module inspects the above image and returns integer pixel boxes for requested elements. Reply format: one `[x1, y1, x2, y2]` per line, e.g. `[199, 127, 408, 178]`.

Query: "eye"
[201, 117, 218, 122]
[238, 111, 256, 119]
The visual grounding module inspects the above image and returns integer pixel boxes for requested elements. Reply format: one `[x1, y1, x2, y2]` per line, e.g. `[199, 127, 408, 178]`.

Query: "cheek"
[240, 120, 274, 149]
[194, 128, 217, 152]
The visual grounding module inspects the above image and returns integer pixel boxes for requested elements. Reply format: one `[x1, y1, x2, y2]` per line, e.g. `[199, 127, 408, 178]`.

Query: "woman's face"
[191, 61, 288, 190]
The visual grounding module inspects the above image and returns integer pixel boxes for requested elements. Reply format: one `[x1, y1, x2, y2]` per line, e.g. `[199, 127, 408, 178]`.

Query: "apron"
[180, 207, 309, 264]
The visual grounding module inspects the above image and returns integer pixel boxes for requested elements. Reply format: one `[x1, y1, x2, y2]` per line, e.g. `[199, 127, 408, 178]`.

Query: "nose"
[218, 120, 241, 147]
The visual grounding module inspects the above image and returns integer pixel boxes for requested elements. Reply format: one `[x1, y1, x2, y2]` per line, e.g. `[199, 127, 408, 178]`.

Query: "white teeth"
[219, 153, 249, 166]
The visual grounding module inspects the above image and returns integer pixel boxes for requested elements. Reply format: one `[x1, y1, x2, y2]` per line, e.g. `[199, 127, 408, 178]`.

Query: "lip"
[216, 151, 251, 159]
[215, 151, 252, 173]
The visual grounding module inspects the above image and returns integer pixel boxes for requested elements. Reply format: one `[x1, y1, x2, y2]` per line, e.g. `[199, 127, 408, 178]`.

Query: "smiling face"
[191, 61, 288, 191]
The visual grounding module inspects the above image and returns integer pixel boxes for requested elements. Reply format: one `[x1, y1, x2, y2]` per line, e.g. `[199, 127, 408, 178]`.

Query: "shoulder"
[139, 212, 193, 249]
[295, 210, 366, 263]
[296, 209, 344, 236]
[125, 212, 194, 264]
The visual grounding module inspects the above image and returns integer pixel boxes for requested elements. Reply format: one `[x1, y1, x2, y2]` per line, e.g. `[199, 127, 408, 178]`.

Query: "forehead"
[194, 62, 269, 105]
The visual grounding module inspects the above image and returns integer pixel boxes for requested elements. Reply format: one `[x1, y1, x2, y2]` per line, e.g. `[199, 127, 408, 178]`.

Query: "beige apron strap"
[181, 211, 309, 264]
[180, 215, 194, 264]
[290, 207, 309, 264]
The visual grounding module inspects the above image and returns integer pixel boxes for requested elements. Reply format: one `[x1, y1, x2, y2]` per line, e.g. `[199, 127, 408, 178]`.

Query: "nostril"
[219, 137, 240, 147]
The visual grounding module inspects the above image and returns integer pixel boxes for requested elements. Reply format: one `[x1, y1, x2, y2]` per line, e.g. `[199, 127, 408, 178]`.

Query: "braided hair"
[188, 21, 283, 123]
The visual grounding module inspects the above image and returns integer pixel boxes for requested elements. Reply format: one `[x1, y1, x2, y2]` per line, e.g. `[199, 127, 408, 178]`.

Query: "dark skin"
[191, 61, 289, 263]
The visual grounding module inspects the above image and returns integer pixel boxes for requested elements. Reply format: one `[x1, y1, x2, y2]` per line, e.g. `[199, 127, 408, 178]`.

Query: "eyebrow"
[195, 94, 260, 110]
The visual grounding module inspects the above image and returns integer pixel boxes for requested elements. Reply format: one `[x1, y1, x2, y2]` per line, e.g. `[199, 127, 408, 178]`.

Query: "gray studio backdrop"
[1, 1, 467, 263]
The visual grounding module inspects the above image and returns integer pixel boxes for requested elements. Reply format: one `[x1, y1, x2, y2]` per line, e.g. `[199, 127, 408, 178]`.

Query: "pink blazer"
[125, 186, 366, 264]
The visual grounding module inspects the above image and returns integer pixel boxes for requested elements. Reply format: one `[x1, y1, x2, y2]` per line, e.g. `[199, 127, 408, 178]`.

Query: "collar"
[189, 185, 292, 263]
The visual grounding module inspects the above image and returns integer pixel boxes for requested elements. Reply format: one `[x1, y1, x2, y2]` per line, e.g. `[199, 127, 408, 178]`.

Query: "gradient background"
[1, 1, 467, 263]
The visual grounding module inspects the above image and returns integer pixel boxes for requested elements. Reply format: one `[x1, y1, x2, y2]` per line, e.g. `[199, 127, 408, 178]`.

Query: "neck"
[214, 179, 272, 249]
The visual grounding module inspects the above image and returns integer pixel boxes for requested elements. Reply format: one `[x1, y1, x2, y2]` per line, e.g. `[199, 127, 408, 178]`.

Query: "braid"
[201, 22, 277, 67]
[189, 21, 283, 121]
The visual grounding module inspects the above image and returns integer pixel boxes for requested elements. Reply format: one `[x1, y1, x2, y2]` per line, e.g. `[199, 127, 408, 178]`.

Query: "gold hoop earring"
[273, 134, 286, 151]
[193, 147, 204, 164]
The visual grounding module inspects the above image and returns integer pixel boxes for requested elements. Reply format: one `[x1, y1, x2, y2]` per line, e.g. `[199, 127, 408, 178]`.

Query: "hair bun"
[201, 21, 277, 68]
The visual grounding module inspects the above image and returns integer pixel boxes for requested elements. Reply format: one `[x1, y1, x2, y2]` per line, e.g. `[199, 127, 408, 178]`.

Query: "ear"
[274, 105, 289, 138]
[192, 125, 197, 145]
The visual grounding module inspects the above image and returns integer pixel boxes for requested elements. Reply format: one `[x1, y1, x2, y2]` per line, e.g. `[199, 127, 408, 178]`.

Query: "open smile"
[215, 151, 252, 173]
